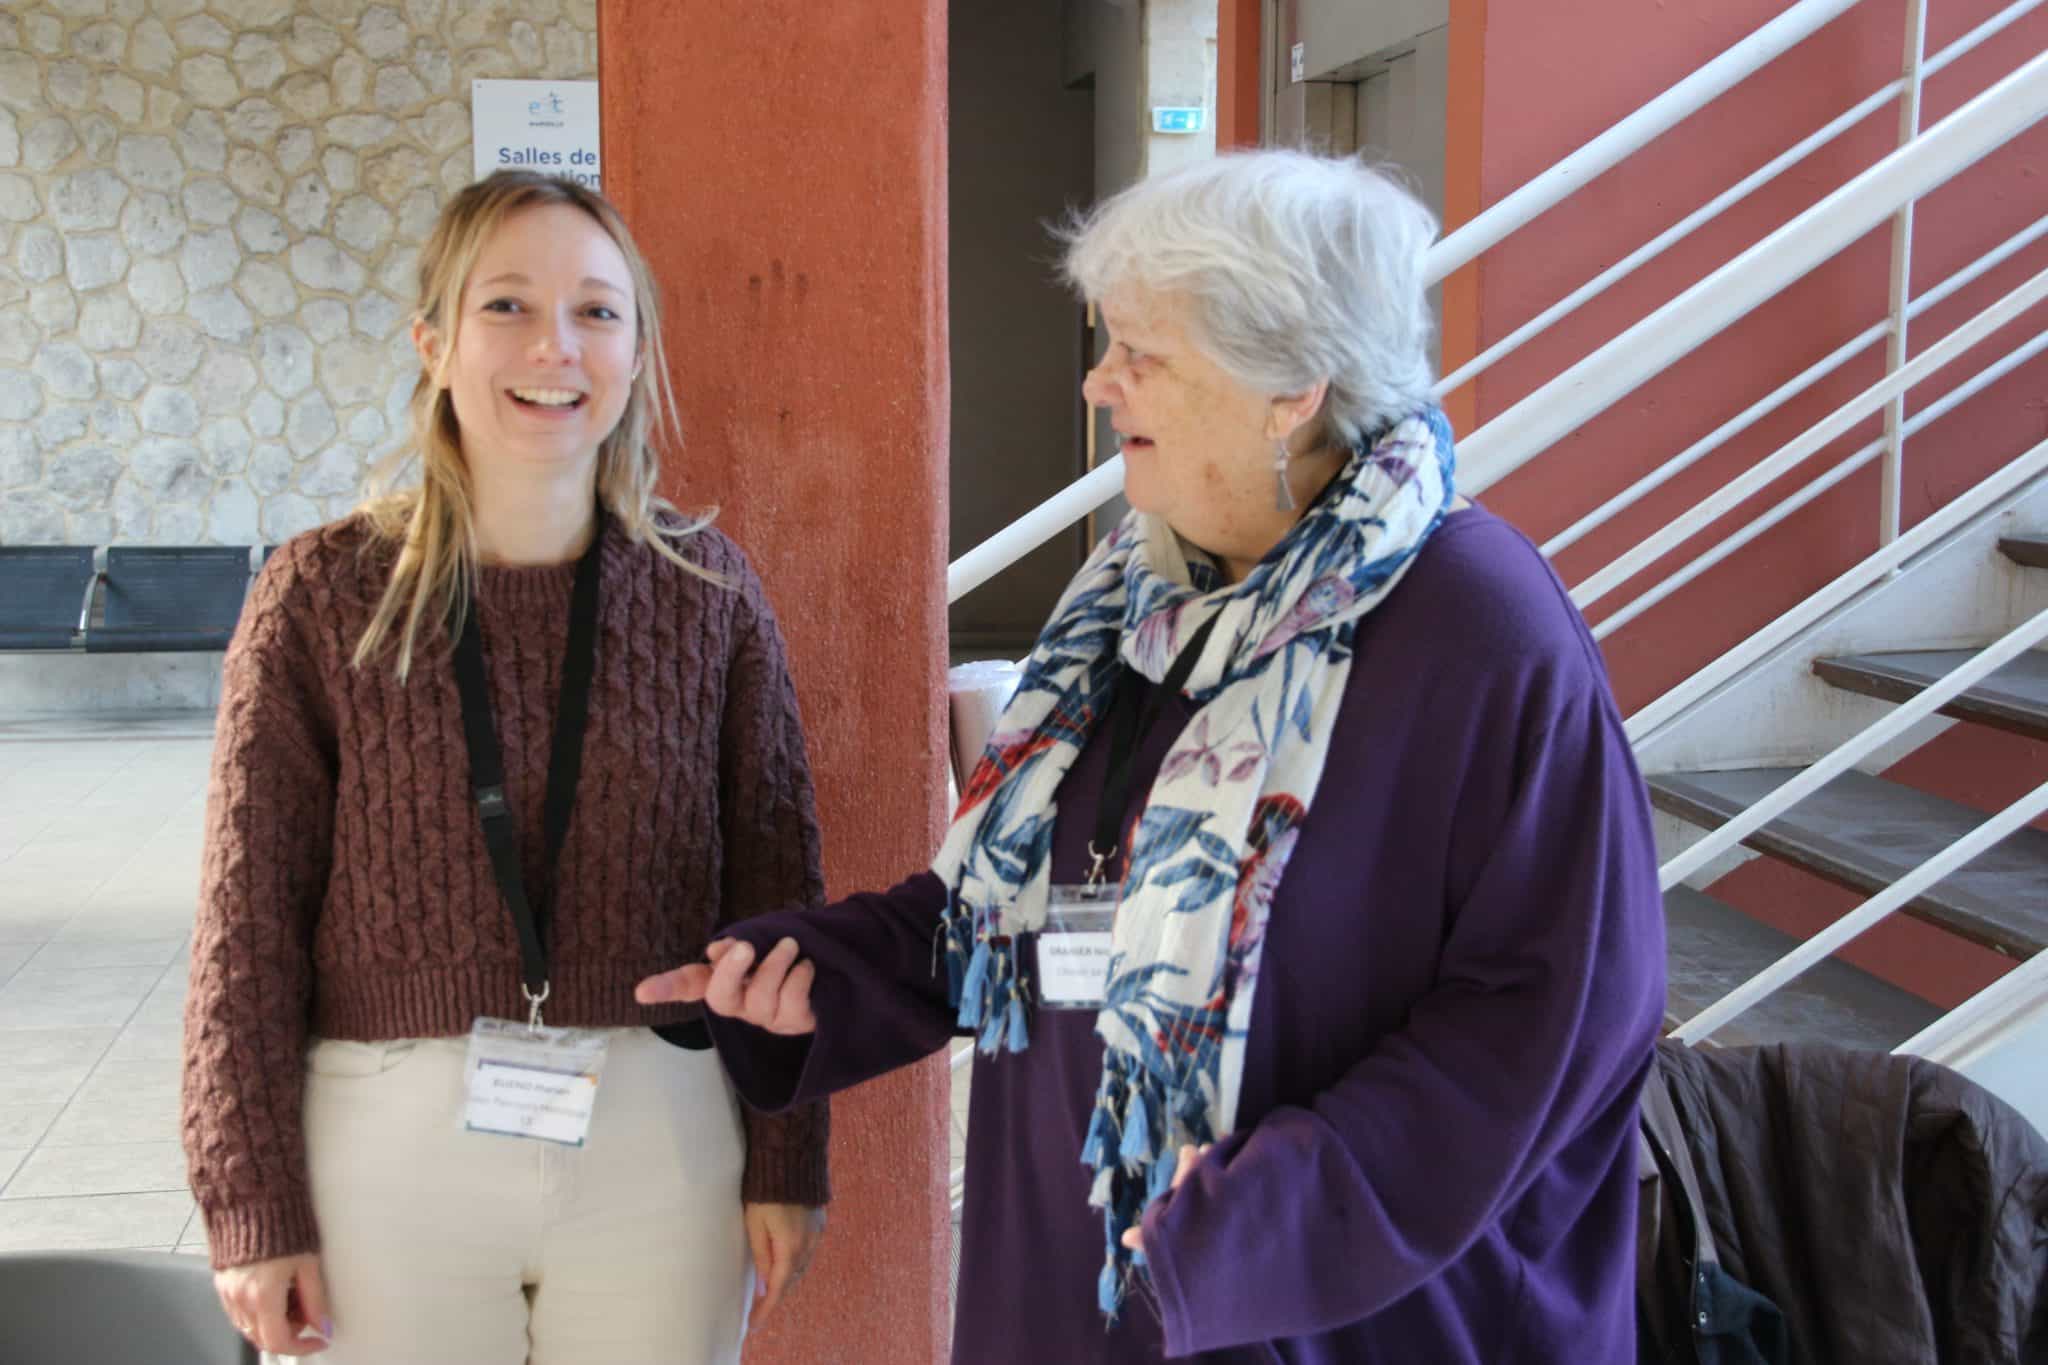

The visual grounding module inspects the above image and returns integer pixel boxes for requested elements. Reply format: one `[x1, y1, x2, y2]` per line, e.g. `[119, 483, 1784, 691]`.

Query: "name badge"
[462, 1017, 610, 1147]
[1037, 885, 1118, 1011]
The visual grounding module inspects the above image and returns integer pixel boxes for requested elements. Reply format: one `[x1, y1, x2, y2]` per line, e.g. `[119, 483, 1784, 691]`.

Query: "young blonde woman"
[180, 171, 828, 1364]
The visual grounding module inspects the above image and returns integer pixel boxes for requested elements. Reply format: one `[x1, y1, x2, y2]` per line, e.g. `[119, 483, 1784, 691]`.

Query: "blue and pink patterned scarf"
[935, 408, 1457, 1315]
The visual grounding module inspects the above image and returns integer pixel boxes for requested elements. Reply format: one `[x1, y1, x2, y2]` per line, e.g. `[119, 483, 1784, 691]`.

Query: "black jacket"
[1636, 1038, 2048, 1364]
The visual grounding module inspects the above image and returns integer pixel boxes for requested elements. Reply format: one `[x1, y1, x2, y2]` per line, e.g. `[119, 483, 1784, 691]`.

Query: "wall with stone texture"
[0, 0, 596, 551]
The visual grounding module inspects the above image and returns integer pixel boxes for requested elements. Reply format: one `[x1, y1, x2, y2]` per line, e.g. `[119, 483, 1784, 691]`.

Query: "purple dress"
[709, 507, 1666, 1363]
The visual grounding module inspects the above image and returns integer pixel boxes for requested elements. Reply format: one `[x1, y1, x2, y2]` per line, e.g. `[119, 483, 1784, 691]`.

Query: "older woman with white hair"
[639, 150, 1665, 1362]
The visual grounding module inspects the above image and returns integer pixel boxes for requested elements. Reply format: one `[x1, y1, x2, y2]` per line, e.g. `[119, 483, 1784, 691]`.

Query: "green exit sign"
[1152, 107, 1207, 134]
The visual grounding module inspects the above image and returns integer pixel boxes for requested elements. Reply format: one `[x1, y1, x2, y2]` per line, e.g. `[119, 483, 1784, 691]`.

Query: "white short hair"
[1061, 150, 1438, 448]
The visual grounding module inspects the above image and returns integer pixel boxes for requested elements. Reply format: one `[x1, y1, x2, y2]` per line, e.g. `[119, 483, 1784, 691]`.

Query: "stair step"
[1663, 886, 1941, 1049]
[1999, 534, 2048, 570]
[1646, 767, 2048, 959]
[1814, 649, 2048, 742]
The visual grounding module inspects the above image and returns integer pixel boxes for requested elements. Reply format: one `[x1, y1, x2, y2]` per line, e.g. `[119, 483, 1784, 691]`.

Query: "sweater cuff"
[742, 1112, 832, 1207]
[204, 1195, 321, 1271]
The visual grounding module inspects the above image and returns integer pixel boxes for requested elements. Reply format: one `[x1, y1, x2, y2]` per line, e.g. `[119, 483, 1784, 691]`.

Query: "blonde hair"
[352, 170, 720, 678]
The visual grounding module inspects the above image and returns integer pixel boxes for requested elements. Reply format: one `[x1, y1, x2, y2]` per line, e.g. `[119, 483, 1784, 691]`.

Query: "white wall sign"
[472, 79, 602, 188]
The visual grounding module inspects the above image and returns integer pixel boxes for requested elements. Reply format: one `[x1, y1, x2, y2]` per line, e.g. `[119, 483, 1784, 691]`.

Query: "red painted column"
[1216, 0, 1263, 151]
[599, 6, 951, 1363]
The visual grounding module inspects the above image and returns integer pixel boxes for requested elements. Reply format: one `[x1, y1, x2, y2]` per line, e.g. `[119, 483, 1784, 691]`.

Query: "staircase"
[1661, 885, 1938, 1049]
[1654, 528, 2048, 1050]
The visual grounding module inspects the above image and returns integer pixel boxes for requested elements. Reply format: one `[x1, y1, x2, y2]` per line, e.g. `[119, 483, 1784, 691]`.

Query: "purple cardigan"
[710, 507, 1666, 1363]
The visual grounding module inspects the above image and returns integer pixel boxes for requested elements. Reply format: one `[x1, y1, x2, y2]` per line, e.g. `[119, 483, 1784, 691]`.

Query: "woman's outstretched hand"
[635, 937, 818, 1035]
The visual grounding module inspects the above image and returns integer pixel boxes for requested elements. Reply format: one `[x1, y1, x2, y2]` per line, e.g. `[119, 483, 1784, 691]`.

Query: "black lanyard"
[1087, 614, 1222, 886]
[450, 513, 605, 1021]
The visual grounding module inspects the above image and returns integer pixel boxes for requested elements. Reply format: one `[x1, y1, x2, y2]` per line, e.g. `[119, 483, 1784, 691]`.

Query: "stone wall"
[0, 0, 597, 549]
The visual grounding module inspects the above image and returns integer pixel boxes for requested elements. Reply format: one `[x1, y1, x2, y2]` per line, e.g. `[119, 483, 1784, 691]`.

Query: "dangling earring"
[1273, 439, 1296, 512]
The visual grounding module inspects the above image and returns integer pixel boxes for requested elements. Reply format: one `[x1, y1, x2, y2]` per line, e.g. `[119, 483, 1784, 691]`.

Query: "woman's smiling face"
[423, 201, 641, 481]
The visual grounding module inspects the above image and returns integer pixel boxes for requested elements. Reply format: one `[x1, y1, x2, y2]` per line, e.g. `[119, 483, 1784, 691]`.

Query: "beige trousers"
[277, 1027, 751, 1365]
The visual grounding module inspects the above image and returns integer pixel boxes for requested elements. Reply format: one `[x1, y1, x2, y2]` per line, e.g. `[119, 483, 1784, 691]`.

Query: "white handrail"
[1659, 603, 2048, 889]
[948, 456, 1124, 604]
[1571, 265, 2048, 610]
[1544, 213, 2048, 559]
[1434, 0, 2044, 404]
[1591, 328, 2048, 640]
[1671, 778, 2048, 1044]
[1895, 948, 2048, 1063]
[1423, 0, 1865, 283]
[1458, 46, 2048, 494]
[1627, 433, 2048, 744]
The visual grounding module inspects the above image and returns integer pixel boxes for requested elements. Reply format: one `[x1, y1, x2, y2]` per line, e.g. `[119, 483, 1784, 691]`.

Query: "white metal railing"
[1671, 778, 2048, 1044]
[1896, 948, 2048, 1062]
[1543, 212, 2048, 560]
[1590, 327, 2048, 641]
[1627, 433, 2048, 745]
[1879, 0, 1931, 547]
[1422, 0, 1862, 282]
[1659, 604, 2048, 890]
[1569, 263, 2048, 611]
[1456, 50, 2048, 493]
[1433, 0, 2042, 406]
[948, 457, 1125, 606]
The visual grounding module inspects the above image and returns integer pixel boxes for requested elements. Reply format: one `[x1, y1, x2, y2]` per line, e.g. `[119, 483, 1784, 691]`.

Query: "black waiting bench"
[0, 545, 271, 652]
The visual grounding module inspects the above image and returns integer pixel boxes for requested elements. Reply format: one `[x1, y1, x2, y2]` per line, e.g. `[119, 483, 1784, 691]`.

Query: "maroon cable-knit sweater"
[180, 513, 830, 1269]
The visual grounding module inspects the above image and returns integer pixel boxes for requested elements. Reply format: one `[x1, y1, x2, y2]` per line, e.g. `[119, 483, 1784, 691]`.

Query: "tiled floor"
[0, 727, 212, 1259]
